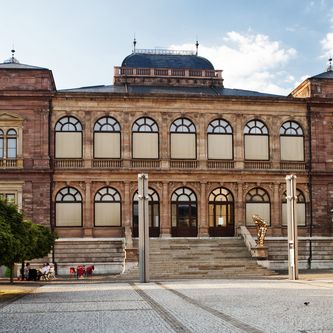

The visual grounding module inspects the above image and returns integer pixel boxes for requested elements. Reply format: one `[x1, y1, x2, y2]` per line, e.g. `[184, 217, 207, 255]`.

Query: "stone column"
[234, 115, 244, 169]
[122, 115, 131, 168]
[272, 183, 280, 235]
[160, 181, 171, 237]
[160, 114, 169, 169]
[84, 112, 92, 168]
[83, 181, 93, 237]
[235, 182, 244, 233]
[198, 182, 208, 236]
[198, 115, 206, 169]
[123, 181, 133, 248]
[271, 125, 280, 169]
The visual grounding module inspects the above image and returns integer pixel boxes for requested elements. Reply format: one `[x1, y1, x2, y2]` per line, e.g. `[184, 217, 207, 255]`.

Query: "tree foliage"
[0, 200, 56, 282]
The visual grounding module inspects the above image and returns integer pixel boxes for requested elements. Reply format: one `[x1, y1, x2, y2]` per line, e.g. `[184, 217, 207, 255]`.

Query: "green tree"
[0, 200, 55, 283]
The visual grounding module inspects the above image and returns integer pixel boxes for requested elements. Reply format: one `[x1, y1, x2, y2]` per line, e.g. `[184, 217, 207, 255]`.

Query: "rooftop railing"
[133, 49, 195, 56]
[114, 66, 223, 79]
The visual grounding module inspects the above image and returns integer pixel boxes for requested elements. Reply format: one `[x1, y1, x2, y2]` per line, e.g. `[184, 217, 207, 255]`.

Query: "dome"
[122, 50, 214, 70]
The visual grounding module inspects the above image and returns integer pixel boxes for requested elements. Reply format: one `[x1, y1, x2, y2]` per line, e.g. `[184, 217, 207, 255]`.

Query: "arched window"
[245, 187, 271, 225]
[280, 121, 304, 161]
[55, 187, 82, 226]
[55, 116, 82, 158]
[94, 187, 121, 226]
[282, 189, 306, 226]
[132, 188, 160, 237]
[244, 119, 269, 160]
[132, 117, 159, 159]
[171, 187, 197, 237]
[94, 117, 121, 158]
[170, 118, 196, 159]
[207, 119, 233, 159]
[208, 187, 234, 236]
[0, 129, 17, 159]
[6, 129, 17, 158]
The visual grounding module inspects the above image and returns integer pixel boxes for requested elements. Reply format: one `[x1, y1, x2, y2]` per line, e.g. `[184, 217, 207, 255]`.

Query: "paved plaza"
[0, 278, 332, 333]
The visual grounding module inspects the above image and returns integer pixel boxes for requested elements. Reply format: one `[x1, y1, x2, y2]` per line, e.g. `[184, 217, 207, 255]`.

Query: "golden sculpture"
[252, 214, 268, 246]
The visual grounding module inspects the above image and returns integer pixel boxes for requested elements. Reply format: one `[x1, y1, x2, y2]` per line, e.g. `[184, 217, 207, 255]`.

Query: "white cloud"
[170, 31, 297, 95]
[321, 32, 333, 58]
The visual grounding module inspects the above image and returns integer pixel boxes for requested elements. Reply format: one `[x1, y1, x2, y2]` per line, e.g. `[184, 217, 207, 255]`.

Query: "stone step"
[124, 238, 276, 279]
[54, 239, 125, 275]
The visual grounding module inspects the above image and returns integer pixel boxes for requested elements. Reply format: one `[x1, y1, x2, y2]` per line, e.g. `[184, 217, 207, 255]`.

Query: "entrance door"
[132, 188, 160, 237]
[171, 187, 197, 237]
[208, 187, 234, 237]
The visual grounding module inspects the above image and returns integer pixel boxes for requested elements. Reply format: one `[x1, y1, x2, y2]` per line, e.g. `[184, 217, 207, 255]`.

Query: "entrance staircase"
[54, 238, 125, 275]
[122, 238, 276, 279]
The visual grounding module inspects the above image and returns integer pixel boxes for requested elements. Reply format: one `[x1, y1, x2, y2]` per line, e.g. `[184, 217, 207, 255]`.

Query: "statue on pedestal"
[252, 214, 268, 247]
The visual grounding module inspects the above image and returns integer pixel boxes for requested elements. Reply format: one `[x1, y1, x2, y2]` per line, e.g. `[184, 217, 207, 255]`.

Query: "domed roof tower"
[114, 43, 223, 88]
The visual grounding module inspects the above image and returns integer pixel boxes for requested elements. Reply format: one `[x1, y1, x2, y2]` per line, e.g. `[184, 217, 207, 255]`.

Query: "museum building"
[0, 46, 332, 274]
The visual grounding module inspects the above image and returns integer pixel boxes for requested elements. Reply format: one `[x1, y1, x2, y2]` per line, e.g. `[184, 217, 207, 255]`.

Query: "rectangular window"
[0, 192, 16, 204]
[95, 202, 121, 226]
[171, 133, 196, 159]
[7, 138, 17, 158]
[282, 203, 306, 226]
[94, 133, 120, 158]
[280, 137, 304, 161]
[246, 203, 270, 226]
[0, 139, 3, 158]
[245, 135, 269, 160]
[208, 134, 233, 159]
[133, 133, 158, 159]
[55, 133, 82, 158]
[56, 203, 82, 226]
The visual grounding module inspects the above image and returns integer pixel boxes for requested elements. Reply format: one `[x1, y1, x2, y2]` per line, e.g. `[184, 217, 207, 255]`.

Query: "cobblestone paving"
[0, 279, 332, 333]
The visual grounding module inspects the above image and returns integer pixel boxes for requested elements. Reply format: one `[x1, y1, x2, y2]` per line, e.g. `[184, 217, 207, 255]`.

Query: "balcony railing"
[0, 158, 21, 168]
[50, 158, 307, 171]
[280, 162, 306, 170]
[170, 160, 198, 169]
[207, 161, 235, 169]
[244, 161, 272, 169]
[131, 160, 160, 169]
[93, 159, 123, 168]
[54, 159, 84, 168]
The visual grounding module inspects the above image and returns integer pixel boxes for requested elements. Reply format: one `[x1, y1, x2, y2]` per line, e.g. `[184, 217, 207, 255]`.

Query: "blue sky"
[0, 0, 332, 94]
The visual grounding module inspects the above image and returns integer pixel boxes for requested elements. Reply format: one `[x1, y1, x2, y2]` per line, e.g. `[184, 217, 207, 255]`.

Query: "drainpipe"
[306, 102, 313, 269]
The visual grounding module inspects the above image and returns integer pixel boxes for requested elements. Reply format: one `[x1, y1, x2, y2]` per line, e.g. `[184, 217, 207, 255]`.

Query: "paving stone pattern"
[0, 279, 332, 333]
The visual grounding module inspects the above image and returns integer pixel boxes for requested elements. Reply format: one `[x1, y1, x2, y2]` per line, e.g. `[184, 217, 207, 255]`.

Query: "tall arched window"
[55, 187, 82, 226]
[55, 116, 82, 158]
[170, 118, 196, 159]
[0, 129, 17, 159]
[171, 187, 197, 237]
[245, 187, 271, 225]
[208, 187, 234, 236]
[132, 188, 160, 237]
[94, 117, 121, 158]
[94, 187, 121, 226]
[6, 129, 17, 158]
[207, 119, 233, 159]
[244, 119, 269, 160]
[280, 121, 304, 161]
[282, 189, 306, 226]
[132, 117, 159, 159]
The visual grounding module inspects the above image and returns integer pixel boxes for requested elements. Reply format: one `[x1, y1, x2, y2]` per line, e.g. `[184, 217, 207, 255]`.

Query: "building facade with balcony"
[0, 48, 332, 273]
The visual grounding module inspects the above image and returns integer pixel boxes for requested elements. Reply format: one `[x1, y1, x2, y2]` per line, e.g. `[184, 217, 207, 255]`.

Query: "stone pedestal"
[251, 246, 268, 259]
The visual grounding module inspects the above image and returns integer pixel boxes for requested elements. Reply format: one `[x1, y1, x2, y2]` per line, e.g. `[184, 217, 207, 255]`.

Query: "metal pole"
[286, 174, 298, 280]
[138, 174, 149, 282]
